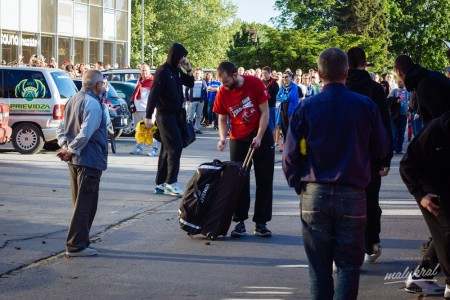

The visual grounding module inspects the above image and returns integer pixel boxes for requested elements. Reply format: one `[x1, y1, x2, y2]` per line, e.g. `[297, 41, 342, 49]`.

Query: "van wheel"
[12, 123, 45, 154]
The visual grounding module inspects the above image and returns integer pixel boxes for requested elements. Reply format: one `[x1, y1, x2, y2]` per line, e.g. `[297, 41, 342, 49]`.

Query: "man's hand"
[179, 57, 192, 72]
[144, 118, 153, 129]
[217, 138, 227, 151]
[57, 149, 74, 162]
[379, 167, 390, 176]
[252, 137, 262, 149]
[420, 193, 440, 216]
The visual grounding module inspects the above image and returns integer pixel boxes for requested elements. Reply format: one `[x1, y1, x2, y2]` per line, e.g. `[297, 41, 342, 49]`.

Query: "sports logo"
[15, 79, 46, 102]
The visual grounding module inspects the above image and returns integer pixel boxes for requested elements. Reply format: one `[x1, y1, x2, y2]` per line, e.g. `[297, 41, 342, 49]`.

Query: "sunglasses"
[283, 76, 290, 79]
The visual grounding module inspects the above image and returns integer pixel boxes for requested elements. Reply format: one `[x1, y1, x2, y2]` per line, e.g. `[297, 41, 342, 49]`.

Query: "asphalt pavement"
[0, 128, 443, 299]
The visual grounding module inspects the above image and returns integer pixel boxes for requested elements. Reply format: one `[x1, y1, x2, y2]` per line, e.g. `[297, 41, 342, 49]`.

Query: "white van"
[0, 66, 78, 154]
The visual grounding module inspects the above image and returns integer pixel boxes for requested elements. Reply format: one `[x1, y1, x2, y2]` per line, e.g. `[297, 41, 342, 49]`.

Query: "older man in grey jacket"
[57, 69, 109, 257]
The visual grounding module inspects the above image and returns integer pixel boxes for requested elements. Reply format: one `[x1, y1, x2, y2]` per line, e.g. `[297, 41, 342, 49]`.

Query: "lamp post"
[146, 44, 158, 68]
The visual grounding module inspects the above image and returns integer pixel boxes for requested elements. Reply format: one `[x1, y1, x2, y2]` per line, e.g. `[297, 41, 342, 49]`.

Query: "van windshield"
[51, 72, 78, 99]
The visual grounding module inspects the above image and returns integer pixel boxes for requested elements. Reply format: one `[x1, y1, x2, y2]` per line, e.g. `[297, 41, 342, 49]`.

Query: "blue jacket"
[57, 87, 109, 171]
[282, 83, 389, 193]
[276, 82, 299, 116]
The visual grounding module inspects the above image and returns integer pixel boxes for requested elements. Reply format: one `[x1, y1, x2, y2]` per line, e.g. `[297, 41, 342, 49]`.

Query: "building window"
[0, 0, 20, 30]
[74, 39, 86, 65]
[116, 43, 126, 67]
[116, 11, 128, 41]
[1, 31, 19, 65]
[58, 37, 71, 67]
[41, 0, 57, 34]
[90, 0, 102, 5]
[89, 6, 102, 39]
[58, 1, 74, 35]
[74, 3, 88, 38]
[21, 33, 39, 63]
[41, 36, 55, 65]
[104, 0, 114, 9]
[20, 0, 39, 32]
[116, 0, 128, 11]
[89, 40, 100, 65]
[103, 42, 113, 65]
[103, 9, 115, 41]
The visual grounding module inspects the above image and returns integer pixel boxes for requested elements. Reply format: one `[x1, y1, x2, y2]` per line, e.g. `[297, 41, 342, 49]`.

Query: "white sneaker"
[147, 149, 158, 157]
[445, 284, 450, 299]
[405, 273, 445, 295]
[130, 148, 143, 155]
[365, 243, 382, 263]
[154, 183, 166, 194]
[164, 182, 183, 197]
[66, 247, 98, 257]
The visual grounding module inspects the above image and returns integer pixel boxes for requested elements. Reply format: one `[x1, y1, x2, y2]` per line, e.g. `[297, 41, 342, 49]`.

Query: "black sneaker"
[230, 221, 246, 237]
[254, 223, 272, 237]
[420, 237, 432, 253]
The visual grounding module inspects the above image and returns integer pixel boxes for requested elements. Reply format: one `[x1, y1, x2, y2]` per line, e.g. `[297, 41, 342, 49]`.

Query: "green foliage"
[388, 0, 450, 70]
[130, 0, 238, 69]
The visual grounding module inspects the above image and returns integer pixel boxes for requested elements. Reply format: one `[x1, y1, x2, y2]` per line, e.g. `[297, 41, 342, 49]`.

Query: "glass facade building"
[0, 0, 130, 67]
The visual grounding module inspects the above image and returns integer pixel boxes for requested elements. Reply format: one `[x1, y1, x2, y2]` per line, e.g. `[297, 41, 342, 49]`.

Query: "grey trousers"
[67, 164, 102, 252]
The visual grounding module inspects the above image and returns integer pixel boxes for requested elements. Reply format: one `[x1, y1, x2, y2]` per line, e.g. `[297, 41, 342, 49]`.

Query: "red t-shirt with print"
[213, 75, 270, 139]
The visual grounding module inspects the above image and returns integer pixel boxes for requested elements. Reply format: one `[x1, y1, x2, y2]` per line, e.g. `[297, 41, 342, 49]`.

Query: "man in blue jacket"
[282, 48, 389, 300]
[57, 69, 109, 257]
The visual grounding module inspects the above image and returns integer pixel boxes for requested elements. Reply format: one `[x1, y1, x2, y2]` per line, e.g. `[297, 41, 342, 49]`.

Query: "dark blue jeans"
[391, 115, 407, 153]
[300, 183, 366, 300]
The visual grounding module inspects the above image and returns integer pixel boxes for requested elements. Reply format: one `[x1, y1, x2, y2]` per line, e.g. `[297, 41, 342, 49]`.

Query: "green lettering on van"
[10, 104, 51, 110]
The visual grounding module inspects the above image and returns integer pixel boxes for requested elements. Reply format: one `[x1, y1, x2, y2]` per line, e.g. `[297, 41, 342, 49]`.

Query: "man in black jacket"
[345, 47, 392, 263]
[400, 112, 450, 298]
[145, 43, 194, 197]
[394, 54, 450, 124]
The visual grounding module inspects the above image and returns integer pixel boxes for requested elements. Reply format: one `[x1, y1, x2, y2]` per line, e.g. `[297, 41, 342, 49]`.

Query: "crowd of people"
[48, 41, 450, 300]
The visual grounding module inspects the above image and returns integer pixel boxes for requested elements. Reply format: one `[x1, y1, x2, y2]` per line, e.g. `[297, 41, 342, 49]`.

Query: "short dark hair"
[347, 47, 366, 69]
[262, 66, 271, 73]
[394, 54, 415, 74]
[217, 61, 238, 77]
[317, 48, 348, 82]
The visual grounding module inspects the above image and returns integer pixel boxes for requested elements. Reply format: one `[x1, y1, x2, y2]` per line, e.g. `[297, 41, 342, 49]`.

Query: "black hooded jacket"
[404, 64, 450, 124]
[346, 68, 393, 167]
[146, 43, 194, 118]
[400, 111, 450, 202]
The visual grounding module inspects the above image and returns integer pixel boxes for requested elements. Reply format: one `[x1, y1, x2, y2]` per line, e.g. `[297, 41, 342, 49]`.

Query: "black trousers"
[364, 166, 382, 253]
[417, 198, 450, 284]
[230, 128, 274, 224]
[280, 102, 290, 142]
[156, 112, 183, 185]
[67, 164, 102, 252]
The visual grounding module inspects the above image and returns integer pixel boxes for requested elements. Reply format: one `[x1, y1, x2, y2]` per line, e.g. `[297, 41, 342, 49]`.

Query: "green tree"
[388, 0, 450, 70]
[130, 0, 238, 69]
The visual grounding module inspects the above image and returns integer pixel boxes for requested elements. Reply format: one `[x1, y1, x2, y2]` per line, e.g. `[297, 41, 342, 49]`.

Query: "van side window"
[6, 70, 51, 100]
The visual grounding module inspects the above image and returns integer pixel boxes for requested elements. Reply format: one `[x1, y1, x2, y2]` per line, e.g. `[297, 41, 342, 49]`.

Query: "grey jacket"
[57, 87, 108, 171]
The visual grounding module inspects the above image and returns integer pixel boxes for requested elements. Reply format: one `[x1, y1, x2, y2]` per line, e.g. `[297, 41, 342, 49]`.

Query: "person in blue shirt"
[389, 79, 410, 154]
[276, 71, 299, 148]
[282, 48, 390, 300]
[205, 72, 221, 130]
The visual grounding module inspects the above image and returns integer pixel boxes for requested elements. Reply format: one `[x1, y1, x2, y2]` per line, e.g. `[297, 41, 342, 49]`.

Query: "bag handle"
[242, 143, 255, 171]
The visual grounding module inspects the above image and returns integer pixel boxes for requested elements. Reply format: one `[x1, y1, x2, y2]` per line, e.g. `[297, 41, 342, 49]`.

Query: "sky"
[230, 0, 279, 26]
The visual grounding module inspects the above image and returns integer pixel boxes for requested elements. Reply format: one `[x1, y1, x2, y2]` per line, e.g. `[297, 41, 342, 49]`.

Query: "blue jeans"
[300, 183, 366, 300]
[410, 111, 423, 137]
[391, 115, 407, 153]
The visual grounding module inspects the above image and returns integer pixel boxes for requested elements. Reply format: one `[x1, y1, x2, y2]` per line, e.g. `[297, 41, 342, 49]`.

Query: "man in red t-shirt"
[213, 61, 275, 238]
